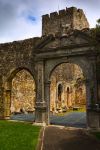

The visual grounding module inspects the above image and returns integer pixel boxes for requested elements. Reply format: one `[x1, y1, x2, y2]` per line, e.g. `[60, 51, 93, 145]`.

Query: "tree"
[96, 19, 100, 27]
[91, 19, 100, 39]
[96, 19, 100, 38]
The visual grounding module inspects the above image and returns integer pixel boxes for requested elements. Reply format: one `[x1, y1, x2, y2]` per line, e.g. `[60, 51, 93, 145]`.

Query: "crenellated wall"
[42, 7, 89, 36]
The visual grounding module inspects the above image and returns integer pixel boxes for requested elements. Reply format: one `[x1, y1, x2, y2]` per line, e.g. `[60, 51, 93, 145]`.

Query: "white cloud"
[0, 0, 99, 43]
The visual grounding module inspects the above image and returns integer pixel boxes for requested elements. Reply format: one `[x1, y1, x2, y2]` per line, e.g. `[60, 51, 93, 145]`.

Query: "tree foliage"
[96, 19, 100, 27]
[96, 19, 100, 38]
[93, 19, 100, 41]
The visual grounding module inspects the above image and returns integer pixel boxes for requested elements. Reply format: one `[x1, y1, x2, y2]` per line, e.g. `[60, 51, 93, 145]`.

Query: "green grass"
[0, 120, 41, 150]
[93, 132, 100, 140]
[56, 107, 86, 116]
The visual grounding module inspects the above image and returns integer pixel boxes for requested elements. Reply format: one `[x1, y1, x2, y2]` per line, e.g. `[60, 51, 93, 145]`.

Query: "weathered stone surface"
[0, 37, 41, 79]
[42, 7, 89, 36]
[0, 7, 99, 129]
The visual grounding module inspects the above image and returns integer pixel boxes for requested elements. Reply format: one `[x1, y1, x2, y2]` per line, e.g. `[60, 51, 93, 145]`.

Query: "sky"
[0, 0, 100, 43]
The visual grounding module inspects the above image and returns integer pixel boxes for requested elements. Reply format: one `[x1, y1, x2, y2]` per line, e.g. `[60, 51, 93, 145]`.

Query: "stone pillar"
[87, 110, 100, 129]
[92, 57, 98, 104]
[4, 90, 11, 119]
[86, 56, 100, 130]
[97, 55, 100, 102]
[0, 76, 4, 119]
[85, 79, 93, 108]
[35, 61, 47, 124]
[0, 87, 4, 119]
[85, 57, 98, 108]
[44, 81, 51, 124]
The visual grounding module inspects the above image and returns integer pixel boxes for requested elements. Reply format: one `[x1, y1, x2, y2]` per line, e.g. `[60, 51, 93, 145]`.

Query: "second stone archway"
[49, 62, 86, 126]
[3, 68, 36, 120]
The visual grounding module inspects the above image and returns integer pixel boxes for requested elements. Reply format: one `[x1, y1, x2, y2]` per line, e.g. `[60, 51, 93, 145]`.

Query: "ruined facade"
[0, 7, 100, 129]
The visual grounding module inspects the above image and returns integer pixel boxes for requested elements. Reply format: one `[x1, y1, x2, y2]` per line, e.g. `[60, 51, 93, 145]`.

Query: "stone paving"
[11, 112, 86, 128]
[10, 113, 35, 122]
[42, 126, 100, 150]
[50, 112, 86, 128]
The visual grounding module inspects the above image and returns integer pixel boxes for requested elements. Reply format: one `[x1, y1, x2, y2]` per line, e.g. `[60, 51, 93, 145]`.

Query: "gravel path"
[43, 126, 100, 150]
[10, 113, 35, 122]
[11, 112, 86, 128]
[50, 112, 86, 128]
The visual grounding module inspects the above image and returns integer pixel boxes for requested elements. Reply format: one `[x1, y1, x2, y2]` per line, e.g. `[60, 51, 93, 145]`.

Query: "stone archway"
[43, 56, 98, 128]
[4, 68, 36, 119]
[49, 62, 87, 127]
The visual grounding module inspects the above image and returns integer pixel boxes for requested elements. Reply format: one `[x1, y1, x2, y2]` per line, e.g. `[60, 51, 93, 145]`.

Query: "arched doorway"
[50, 63, 86, 128]
[5, 69, 36, 121]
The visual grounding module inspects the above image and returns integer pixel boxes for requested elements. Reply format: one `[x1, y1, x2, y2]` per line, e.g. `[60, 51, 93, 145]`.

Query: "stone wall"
[42, 7, 89, 36]
[0, 37, 40, 117]
[0, 37, 40, 81]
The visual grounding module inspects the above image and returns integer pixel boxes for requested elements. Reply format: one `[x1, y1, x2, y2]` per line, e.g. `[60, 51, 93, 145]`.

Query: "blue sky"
[0, 0, 100, 43]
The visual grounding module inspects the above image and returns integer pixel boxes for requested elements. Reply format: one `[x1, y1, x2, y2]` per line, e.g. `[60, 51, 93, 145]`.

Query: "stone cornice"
[35, 43, 95, 54]
[34, 46, 97, 61]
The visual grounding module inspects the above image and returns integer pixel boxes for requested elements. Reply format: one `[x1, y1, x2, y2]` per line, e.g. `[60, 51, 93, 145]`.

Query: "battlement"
[42, 7, 89, 36]
[42, 7, 80, 20]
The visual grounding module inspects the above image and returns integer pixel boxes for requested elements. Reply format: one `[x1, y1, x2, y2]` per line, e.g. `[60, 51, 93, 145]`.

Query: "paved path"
[50, 112, 86, 128]
[11, 112, 86, 128]
[10, 113, 35, 122]
[42, 126, 100, 150]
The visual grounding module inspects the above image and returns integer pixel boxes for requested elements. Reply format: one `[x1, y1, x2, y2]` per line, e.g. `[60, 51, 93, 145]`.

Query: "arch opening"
[6, 69, 36, 121]
[50, 63, 86, 128]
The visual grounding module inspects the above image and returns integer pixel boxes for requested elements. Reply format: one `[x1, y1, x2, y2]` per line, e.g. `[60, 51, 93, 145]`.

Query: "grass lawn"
[93, 132, 100, 140]
[56, 107, 86, 116]
[0, 120, 41, 150]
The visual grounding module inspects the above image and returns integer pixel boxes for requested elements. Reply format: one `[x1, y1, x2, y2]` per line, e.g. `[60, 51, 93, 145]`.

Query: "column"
[4, 90, 11, 119]
[97, 55, 100, 102]
[86, 56, 98, 108]
[35, 61, 47, 124]
[44, 81, 51, 125]
[90, 56, 98, 104]
[85, 78, 92, 108]
[87, 56, 100, 129]
[0, 75, 4, 119]
[0, 87, 4, 119]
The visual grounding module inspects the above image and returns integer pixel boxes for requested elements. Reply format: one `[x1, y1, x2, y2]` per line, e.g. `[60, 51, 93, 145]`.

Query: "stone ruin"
[42, 7, 89, 36]
[0, 7, 100, 129]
